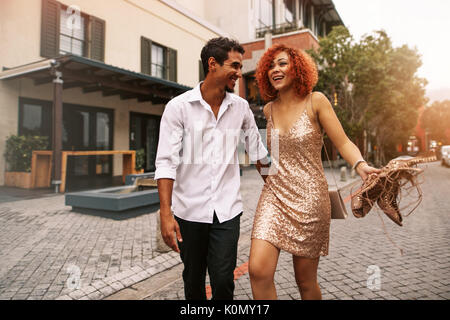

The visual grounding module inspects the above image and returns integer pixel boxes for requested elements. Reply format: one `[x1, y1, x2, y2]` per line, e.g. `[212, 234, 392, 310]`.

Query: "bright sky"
[333, 0, 450, 102]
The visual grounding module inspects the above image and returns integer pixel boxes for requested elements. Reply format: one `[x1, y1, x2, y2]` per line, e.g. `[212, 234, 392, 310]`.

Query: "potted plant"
[3, 135, 49, 188]
[135, 148, 145, 174]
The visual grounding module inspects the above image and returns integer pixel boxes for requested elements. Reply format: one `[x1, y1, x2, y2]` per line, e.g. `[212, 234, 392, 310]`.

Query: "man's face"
[215, 50, 243, 92]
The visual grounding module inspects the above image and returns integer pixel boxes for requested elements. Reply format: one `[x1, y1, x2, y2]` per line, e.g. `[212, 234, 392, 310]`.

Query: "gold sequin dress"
[251, 104, 331, 258]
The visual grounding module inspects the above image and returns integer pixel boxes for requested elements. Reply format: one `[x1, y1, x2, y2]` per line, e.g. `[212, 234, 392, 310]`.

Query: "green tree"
[309, 26, 427, 165]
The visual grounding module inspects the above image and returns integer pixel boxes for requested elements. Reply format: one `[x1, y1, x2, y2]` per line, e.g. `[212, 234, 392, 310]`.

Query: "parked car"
[441, 145, 450, 167]
[393, 155, 414, 161]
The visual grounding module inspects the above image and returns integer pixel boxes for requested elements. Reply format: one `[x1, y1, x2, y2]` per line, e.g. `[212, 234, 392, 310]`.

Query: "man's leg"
[207, 212, 241, 300]
[175, 216, 209, 300]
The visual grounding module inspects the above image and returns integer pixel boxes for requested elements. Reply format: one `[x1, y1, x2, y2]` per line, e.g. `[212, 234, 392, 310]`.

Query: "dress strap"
[270, 101, 273, 118]
[307, 92, 323, 134]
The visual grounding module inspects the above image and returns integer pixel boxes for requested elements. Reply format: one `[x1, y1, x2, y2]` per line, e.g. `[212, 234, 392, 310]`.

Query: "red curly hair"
[255, 44, 318, 102]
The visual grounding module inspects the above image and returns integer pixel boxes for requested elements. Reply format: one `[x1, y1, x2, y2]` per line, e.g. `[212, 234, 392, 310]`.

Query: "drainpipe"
[51, 63, 63, 193]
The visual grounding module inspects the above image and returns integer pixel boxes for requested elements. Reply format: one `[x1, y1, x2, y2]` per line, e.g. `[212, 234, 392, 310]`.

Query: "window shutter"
[141, 37, 152, 75]
[167, 48, 177, 82]
[90, 16, 105, 61]
[40, 0, 61, 58]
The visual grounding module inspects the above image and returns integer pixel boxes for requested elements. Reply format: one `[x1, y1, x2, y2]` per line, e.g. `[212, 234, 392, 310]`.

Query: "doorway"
[63, 104, 114, 190]
[130, 112, 161, 172]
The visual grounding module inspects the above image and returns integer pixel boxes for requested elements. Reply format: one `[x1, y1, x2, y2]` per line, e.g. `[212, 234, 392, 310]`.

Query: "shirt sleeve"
[154, 100, 184, 180]
[242, 103, 269, 162]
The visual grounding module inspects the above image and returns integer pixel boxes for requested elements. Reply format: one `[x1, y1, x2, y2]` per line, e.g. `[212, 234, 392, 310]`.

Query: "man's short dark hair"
[201, 37, 245, 77]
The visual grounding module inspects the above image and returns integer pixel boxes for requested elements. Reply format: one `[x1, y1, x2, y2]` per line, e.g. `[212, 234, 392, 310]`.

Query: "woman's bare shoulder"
[311, 91, 332, 112]
[263, 102, 273, 119]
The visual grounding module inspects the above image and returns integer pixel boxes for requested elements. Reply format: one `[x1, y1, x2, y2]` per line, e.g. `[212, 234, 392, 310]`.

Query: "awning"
[0, 54, 191, 104]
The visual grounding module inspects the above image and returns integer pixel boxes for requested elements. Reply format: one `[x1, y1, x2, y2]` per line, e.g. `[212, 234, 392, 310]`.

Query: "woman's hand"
[356, 163, 381, 181]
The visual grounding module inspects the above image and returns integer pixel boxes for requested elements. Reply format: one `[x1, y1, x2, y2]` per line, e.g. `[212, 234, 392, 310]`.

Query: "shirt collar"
[188, 82, 235, 107]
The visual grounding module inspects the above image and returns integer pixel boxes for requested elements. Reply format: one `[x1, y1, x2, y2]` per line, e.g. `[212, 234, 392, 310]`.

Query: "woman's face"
[268, 51, 293, 91]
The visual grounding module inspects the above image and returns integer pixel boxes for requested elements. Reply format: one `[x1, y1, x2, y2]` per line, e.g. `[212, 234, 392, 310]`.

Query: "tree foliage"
[308, 26, 427, 165]
[421, 100, 450, 145]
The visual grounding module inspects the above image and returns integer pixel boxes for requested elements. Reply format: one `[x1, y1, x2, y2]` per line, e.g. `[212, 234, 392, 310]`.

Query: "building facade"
[0, 0, 226, 189]
[0, 0, 344, 189]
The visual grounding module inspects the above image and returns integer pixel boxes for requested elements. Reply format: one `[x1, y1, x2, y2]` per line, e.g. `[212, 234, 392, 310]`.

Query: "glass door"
[63, 104, 114, 189]
[130, 112, 161, 172]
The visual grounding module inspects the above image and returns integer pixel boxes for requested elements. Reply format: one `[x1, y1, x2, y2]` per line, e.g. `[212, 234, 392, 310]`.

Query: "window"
[151, 44, 165, 79]
[304, 1, 311, 30]
[18, 98, 53, 143]
[130, 113, 161, 172]
[59, 7, 87, 56]
[62, 104, 114, 178]
[141, 37, 177, 82]
[284, 0, 295, 23]
[258, 0, 274, 29]
[41, 0, 105, 61]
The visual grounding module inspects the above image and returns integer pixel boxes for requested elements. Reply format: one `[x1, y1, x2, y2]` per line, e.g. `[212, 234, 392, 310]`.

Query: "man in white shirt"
[155, 37, 269, 300]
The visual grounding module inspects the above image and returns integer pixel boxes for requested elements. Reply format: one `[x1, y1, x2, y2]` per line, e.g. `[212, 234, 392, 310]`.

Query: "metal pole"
[52, 70, 63, 193]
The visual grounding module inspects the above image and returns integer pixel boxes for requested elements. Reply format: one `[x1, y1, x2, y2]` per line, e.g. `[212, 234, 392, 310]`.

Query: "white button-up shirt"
[155, 83, 268, 223]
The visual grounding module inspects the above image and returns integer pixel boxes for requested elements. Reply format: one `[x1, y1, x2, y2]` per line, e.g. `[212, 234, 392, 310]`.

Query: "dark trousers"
[175, 212, 241, 300]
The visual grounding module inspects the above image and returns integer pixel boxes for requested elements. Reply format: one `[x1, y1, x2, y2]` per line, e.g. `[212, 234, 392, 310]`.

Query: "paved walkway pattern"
[145, 163, 450, 300]
[0, 163, 449, 300]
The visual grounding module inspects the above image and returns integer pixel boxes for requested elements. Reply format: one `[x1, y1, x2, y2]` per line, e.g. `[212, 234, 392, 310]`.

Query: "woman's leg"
[292, 256, 322, 300]
[249, 239, 280, 300]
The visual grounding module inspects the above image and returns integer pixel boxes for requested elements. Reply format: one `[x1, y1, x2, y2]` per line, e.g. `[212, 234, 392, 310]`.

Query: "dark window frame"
[41, 0, 105, 61]
[62, 103, 114, 151]
[129, 112, 161, 172]
[151, 42, 167, 79]
[283, 0, 296, 23]
[18, 97, 53, 143]
[141, 36, 177, 82]
[58, 4, 90, 57]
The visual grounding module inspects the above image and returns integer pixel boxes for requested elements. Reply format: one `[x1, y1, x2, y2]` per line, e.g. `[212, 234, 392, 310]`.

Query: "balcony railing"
[255, 22, 300, 39]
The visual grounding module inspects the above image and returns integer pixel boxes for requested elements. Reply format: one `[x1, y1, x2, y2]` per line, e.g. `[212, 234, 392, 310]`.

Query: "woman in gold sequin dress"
[249, 44, 380, 300]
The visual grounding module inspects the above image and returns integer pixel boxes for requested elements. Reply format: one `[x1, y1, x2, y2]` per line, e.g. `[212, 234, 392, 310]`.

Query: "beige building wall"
[170, 0, 206, 19]
[0, 0, 222, 86]
[0, 0, 225, 185]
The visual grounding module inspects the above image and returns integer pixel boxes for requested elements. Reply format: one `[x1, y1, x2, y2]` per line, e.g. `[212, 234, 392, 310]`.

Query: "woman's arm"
[313, 92, 381, 180]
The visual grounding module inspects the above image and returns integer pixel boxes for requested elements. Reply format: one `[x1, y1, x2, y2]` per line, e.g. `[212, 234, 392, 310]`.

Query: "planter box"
[4, 171, 33, 189]
[4, 150, 52, 189]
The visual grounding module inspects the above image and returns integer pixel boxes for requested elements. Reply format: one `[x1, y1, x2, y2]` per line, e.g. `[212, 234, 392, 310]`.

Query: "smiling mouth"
[272, 75, 284, 82]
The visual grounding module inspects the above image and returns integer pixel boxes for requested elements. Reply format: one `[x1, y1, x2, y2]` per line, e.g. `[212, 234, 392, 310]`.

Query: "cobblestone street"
[0, 162, 449, 300]
[143, 162, 450, 300]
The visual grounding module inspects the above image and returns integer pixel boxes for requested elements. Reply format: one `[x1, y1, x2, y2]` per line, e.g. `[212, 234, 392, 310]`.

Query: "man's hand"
[157, 178, 182, 253]
[160, 209, 183, 253]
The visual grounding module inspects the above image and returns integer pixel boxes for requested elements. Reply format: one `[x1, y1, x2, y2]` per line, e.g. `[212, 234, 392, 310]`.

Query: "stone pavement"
[0, 188, 179, 300]
[0, 163, 448, 300]
[121, 162, 450, 300]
